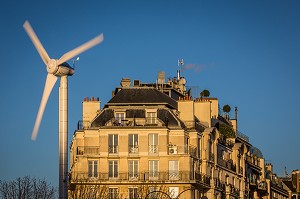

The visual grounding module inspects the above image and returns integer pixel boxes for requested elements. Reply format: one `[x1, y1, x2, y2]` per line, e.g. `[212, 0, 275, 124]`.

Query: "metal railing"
[227, 184, 240, 196]
[77, 146, 100, 156]
[236, 130, 249, 142]
[214, 178, 226, 190]
[77, 120, 91, 130]
[104, 117, 165, 127]
[183, 121, 207, 131]
[70, 171, 210, 185]
[108, 145, 119, 154]
[128, 145, 139, 154]
[149, 145, 158, 154]
[245, 154, 260, 167]
[217, 157, 236, 172]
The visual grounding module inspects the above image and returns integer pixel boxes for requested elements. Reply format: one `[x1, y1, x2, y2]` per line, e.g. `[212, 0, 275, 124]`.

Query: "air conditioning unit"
[169, 146, 178, 154]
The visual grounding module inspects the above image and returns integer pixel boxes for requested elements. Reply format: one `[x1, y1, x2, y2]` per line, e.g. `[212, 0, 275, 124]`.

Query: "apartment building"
[68, 71, 290, 199]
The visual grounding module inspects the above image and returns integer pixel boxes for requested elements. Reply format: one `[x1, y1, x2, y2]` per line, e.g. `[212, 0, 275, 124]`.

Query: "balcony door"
[169, 160, 179, 180]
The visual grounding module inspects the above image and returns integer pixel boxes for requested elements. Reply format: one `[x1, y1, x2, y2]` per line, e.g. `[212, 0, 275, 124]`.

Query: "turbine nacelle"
[54, 62, 75, 77]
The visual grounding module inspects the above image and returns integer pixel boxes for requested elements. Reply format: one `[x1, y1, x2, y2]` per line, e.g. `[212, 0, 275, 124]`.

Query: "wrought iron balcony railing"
[217, 157, 236, 172]
[108, 145, 119, 154]
[70, 171, 211, 186]
[148, 145, 158, 154]
[245, 154, 261, 167]
[128, 145, 139, 154]
[77, 146, 100, 156]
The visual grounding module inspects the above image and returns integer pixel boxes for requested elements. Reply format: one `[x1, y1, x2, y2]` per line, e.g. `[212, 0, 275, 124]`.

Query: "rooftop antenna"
[72, 57, 80, 69]
[284, 166, 289, 177]
[177, 59, 184, 80]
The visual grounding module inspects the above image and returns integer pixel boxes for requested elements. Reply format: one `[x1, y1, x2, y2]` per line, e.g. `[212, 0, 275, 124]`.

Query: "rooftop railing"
[217, 157, 236, 172]
[236, 130, 249, 142]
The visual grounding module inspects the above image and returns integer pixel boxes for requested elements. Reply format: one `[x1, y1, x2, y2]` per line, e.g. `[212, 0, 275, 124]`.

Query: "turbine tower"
[23, 21, 104, 199]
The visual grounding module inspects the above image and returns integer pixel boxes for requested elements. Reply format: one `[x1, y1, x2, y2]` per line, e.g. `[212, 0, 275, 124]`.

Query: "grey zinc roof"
[106, 88, 178, 109]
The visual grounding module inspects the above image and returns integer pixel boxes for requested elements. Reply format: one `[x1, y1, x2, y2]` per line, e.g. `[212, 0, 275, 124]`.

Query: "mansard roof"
[106, 87, 178, 109]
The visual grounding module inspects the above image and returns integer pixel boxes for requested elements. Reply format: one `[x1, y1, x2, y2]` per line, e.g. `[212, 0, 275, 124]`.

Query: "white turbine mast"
[23, 20, 104, 199]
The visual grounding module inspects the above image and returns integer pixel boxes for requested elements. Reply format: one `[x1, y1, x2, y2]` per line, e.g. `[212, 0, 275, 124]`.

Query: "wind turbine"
[23, 20, 104, 199]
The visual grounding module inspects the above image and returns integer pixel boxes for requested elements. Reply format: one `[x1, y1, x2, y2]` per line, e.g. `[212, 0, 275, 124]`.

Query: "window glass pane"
[169, 160, 179, 180]
[129, 160, 138, 178]
[128, 188, 138, 199]
[109, 134, 118, 153]
[88, 161, 92, 177]
[149, 133, 158, 145]
[88, 160, 98, 177]
[149, 160, 158, 178]
[109, 160, 118, 178]
[109, 188, 118, 199]
[169, 187, 179, 199]
[129, 134, 138, 145]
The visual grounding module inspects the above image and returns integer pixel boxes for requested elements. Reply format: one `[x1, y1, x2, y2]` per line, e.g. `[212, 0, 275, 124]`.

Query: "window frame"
[109, 160, 119, 179]
[88, 160, 98, 178]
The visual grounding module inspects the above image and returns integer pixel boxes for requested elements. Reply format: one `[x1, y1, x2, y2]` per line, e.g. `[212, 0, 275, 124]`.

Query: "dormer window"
[146, 109, 157, 125]
[115, 112, 125, 126]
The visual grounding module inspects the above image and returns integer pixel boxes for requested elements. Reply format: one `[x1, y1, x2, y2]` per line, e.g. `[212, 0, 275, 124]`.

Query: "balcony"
[236, 130, 249, 143]
[104, 117, 166, 127]
[128, 145, 139, 154]
[218, 135, 235, 148]
[245, 154, 261, 170]
[148, 145, 158, 154]
[70, 171, 210, 186]
[183, 120, 207, 132]
[217, 157, 236, 172]
[108, 145, 119, 154]
[214, 178, 226, 191]
[77, 120, 91, 130]
[226, 183, 240, 197]
[76, 146, 100, 156]
[167, 145, 199, 158]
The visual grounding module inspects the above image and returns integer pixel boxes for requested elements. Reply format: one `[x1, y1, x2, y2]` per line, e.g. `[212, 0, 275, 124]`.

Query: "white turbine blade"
[23, 20, 50, 65]
[31, 74, 57, 140]
[57, 34, 104, 65]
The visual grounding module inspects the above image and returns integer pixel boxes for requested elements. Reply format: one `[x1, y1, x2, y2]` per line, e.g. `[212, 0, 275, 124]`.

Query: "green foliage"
[200, 89, 210, 97]
[219, 123, 235, 138]
[223, 104, 231, 113]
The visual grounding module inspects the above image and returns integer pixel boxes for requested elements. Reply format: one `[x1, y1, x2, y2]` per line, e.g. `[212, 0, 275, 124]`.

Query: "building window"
[109, 160, 118, 179]
[128, 134, 139, 154]
[128, 187, 138, 199]
[148, 186, 159, 198]
[115, 112, 125, 126]
[88, 160, 98, 178]
[169, 187, 179, 199]
[128, 160, 138, 180]
[148, 133, 158, 154]
[149, 160, 159, 180]
[109, 134, 118, 154]
[169, 160, 179, 180]
[109, 188, 118, 199]
[146, 111, 156, 124]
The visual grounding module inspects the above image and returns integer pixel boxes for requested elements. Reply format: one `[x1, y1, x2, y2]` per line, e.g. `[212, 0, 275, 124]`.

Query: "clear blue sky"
[0, 0, 299, 187]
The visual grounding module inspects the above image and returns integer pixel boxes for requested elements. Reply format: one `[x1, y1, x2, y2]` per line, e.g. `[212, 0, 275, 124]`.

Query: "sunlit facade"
[68, 72, 293, 199]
